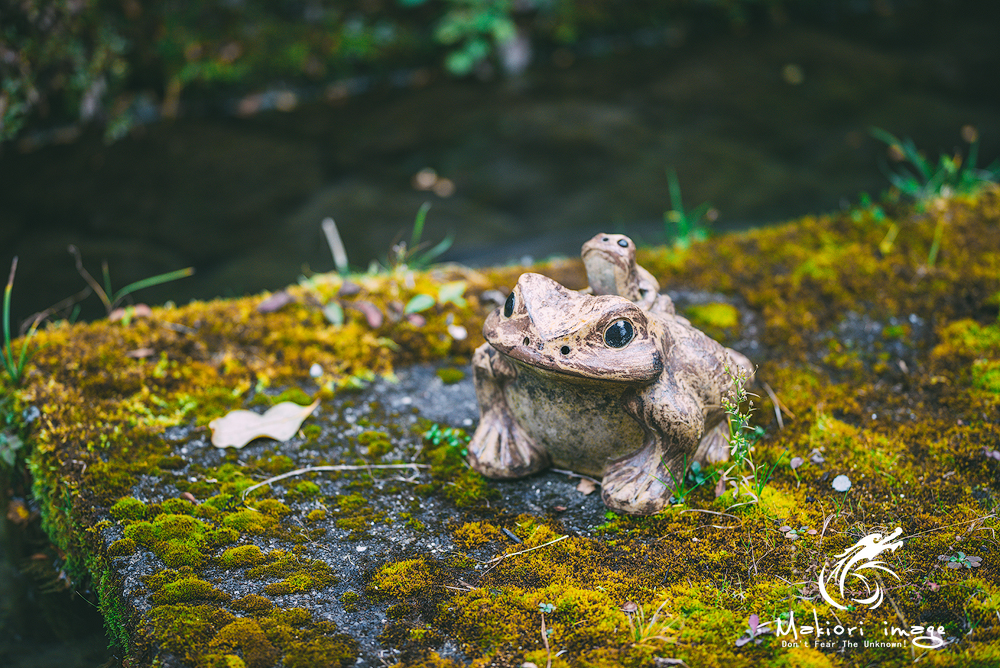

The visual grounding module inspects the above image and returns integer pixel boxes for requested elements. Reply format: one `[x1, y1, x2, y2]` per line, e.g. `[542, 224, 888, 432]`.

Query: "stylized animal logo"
[818, 527, 904, 610]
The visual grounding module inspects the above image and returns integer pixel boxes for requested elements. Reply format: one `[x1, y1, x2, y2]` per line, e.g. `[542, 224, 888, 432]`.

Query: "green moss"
[124, 513, 211, 567]
[107, 537, 136, 557]
[220, 544, 267, 568]
[248, 550, 338, 595]
[149, 604, 236, 666]
[339, 590, 361, 612]
[452, 521, 503, 549]
[257, 607, 357, 666]
[209, 618, 280, 668]
[684, 302, 740, 339]
[160, 497, 196, 515]
[149, 576, 231, 605]
[256, 454, 296, 475]
[289, 480, 320, 500]
[222, 509, 277, 535]
[232, 594, 274, 613]
[973, 359, 1000, 392]
[252, 499, 292, 517]
[368, 558, 434, 600]
[109, 496, 147, 521]
[306, 508, 326, 522]
[201, 654, 247, 668]
[435, 367, 465, 384]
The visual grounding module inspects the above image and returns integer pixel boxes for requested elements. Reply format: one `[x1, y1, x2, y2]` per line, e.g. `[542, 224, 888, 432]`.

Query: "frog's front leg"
[601, 384, 705, 515]
[466, 343, 551, 479]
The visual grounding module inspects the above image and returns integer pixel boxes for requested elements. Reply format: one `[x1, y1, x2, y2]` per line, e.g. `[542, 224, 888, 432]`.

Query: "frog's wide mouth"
[493, 339, 663, 385]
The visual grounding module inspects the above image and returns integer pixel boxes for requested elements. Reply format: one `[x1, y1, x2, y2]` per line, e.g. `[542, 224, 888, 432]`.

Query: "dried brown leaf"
[209, 400, 320, 449]
[257, 290, 294, 313]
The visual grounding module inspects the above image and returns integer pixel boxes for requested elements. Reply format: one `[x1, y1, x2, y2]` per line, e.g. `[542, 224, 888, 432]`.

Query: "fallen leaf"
[323, 301, 344, 325]
[576, 478, 598, 495]
[338, 281, 362, 297]
[209, 400, 320, 449]
[437, 281, 467, 307]
[479, 290, 507, 307]
[351, 300, 384, 328]
[109, 303, 153, 322]
[404, 294, 435, 315]
[257, 290, 293, 313]
[789, 456, 804, 470]
[832, 474, 852, 492]
[180, 492, 198, 503]
[126, 347, 156, 359]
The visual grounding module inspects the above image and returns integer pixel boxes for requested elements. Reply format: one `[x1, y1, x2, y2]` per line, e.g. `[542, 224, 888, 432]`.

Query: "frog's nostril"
[523, 337, 530, 346]
[560, 346, 570, 355]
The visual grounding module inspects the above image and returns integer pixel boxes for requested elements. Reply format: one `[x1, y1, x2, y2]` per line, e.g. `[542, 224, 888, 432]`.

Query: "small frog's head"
[581, 233, 639, 297]
[484, 272, 663, 383]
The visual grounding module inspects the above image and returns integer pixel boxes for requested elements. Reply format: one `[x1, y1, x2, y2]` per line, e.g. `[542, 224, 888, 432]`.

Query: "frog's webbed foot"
[467, 344, 550, 479]
[601, 388, 704, 515]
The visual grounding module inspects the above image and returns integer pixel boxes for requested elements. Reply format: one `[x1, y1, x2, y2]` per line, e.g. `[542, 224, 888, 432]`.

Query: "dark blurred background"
[2, 0, 999, 327]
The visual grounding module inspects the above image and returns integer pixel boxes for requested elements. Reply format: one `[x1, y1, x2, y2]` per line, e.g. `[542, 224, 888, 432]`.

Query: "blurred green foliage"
[0, 0, 890, 143]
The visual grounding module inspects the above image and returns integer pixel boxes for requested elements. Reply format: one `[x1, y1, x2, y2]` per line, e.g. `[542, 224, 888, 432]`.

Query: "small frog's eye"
[617, 238, 629, 248]
[604, 319, 634, 348]
[503, 292, 515, 318]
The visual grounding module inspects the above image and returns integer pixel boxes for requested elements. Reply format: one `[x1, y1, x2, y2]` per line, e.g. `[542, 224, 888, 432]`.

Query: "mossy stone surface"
[4, 188, 1000, 666]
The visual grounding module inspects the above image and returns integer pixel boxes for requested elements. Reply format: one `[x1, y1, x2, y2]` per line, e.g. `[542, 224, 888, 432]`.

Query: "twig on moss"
[482, 535, 569, 566]
[761, 382, 794, 429]
[817, 512, 838, 550]
[240, 463, 428, 502]
[550, 468, 601, 485]
[899, 513, 997, 542]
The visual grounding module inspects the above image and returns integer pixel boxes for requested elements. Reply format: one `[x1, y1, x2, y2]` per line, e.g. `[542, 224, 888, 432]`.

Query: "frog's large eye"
[604, 319, 634, 348]
[503, 292, 515, 318]
[617, 238, 629, 248]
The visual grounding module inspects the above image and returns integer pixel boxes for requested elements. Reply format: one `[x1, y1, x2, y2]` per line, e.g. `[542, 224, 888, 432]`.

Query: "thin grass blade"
[410, 202, 432, 250]
[109, 267, 194, 309]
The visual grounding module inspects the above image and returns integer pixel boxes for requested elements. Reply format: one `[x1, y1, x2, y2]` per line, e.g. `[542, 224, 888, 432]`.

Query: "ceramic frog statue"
[467, 234, 753, 515]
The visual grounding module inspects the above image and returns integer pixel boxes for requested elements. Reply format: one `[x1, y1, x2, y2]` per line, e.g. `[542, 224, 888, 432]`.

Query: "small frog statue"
[467, 233, 754, 515]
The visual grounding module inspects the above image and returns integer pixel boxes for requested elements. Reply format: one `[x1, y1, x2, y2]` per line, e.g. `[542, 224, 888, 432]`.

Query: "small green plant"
[663, 456, 716, 504]
[2, 257, 43, 385]
[68, 245, 194, 318]
[665, 169, 714, 250]
[401, 0, 517, 76]
[940, 552, 983, 570]
[620, 600, 676, 645]
[388, 202, 454, 270]
[871, 127, 999, 200]
[0, 429, 24, 469]
[721, 366, 783, 505]
[423, 423, 470, 455]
